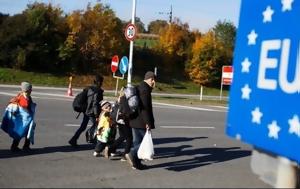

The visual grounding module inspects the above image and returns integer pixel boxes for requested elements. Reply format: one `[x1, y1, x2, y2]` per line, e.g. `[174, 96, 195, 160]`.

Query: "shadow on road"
[153, 136, 208, 145]
[150, 145, 251, 172]
[0, 144, 95, 159]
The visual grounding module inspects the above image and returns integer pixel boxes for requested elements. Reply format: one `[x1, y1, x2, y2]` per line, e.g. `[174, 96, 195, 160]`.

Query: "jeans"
[130, 128, 146, 165]
[70, 114, 97, 143]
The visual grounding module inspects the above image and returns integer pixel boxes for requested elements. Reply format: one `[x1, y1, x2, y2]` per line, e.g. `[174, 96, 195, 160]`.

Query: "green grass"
[0, 68, 68, 87]
[135, 38, 158, 49]
[0, 67, 229, 105]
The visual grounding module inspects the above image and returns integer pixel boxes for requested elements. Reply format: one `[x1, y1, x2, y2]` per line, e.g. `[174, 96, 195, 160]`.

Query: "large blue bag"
[1, 103, 36, 142]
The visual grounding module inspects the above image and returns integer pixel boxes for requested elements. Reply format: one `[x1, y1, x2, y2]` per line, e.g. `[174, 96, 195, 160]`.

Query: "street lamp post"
[127, 0, 136, 87]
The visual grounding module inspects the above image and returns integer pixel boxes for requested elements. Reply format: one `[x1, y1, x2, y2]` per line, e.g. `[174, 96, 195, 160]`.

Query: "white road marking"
[0, 90, 226, 112]
[208, 105, 228, 109]
[64, 124, 215, 129]
[64, 124, 92, 127]
[154, 102, 226, 112]
[160, 126, 215, 129]
[0, 92, 17, 97]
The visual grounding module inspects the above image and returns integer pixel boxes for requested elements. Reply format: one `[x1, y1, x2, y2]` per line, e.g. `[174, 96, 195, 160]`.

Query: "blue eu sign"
[226, 0, 300, 163]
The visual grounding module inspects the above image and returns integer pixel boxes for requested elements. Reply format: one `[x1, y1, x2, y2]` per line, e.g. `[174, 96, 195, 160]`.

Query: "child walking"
[93, 100, 115, 157]
[105, 87, 133, 160]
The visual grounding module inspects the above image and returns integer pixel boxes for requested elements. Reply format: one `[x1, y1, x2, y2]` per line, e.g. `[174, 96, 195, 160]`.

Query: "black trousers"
[109, 124, 132, 155]
[94, 140, 107, 153]
[70, 114, 97, 143]
[11, 137, 30, 149]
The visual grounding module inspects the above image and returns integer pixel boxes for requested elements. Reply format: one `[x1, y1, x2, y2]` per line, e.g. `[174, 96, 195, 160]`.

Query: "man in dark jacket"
[125, 71, 156, 170]
[68, 75, 104, 147]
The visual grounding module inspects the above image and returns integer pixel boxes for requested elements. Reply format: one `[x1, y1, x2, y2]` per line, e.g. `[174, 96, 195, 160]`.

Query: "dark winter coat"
[85, 85, 103, 117]
[129, 81, 155, 129]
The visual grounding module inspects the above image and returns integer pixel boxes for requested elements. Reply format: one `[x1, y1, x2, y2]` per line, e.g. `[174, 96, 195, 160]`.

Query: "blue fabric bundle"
[1, 103, 36, 144]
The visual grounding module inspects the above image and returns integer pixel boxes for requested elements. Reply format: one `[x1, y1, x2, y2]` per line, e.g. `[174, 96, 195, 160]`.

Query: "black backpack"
[123, 85, 140, 117]
[110, 102, 120, 124]
[72, 87, 89, 118]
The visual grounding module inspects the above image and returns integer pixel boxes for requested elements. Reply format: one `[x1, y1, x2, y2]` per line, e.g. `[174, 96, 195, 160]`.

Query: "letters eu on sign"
[226, 0, 300, 163]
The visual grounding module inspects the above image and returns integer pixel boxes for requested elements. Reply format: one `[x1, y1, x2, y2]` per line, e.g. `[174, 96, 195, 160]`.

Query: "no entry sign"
[111, 55, 119, 73]
[222, 66, 233, 85]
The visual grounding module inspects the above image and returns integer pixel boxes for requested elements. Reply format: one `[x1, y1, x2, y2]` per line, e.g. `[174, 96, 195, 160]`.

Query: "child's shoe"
[93, 151, 101, 157]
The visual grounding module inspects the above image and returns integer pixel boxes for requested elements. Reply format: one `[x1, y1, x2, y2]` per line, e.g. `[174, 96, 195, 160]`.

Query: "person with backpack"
[125, 71, 156, 170]
[104, 87, 133, 160]
[68, 75, 104, 147]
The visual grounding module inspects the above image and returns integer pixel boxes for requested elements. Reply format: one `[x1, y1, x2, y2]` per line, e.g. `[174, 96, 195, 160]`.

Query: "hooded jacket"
[85, 85, 103, 117]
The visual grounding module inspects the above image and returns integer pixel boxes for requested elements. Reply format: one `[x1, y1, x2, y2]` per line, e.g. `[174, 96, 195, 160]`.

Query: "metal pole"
[115, 78, 119, 96]
[220, 82, 223, 101]
[127, 0, 136, 87]
[200, 85, 203, 101]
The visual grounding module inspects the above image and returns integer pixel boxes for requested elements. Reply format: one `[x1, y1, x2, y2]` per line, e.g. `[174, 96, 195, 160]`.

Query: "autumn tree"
[24, 2, 68, 72]
[61, 3, 127, 74]
[133, 17, 146, 33]
[187, 31, 226, 87]
[158, 18, 192, 56]
[213, 20, 236, 59]
[0, 3, 68, 72]
[148, 20, 168, 34]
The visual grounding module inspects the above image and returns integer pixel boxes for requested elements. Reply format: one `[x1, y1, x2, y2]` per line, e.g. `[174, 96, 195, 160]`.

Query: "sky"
[0, 0, 241, 32]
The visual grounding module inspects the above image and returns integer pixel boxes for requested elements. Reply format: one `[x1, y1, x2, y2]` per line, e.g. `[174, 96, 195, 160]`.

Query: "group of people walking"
[1, 71, 156, 171]
[70, 71, 156, 170]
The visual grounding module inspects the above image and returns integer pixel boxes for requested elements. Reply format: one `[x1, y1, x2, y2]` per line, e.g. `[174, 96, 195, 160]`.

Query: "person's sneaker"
[137, 163, 148, 170]
[120, 156, 127, 162]
[93, 151, 101, 157]
[68, 140, 78, 147]
[111, 151, 122, 157]
[22, 146, 32, 152]
[125, 153, 134, 167]
[104, 146, 110, 158]
[10, 147, 22, 152]
[131, 166, 137, 170]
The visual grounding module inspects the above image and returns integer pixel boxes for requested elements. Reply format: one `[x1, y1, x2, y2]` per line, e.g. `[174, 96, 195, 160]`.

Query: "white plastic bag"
[137, 130, 154, 161]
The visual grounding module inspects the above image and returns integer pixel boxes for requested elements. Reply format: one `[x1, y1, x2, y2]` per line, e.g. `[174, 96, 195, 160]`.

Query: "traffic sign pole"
[127, 0, 136, 87]
[115, 77, 119, 96]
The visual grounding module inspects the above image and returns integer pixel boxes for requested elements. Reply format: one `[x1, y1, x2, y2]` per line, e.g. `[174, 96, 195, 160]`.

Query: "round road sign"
[119, 56, 129, 74]
[111, 55, 119, 73]
[124, 23, 137, 41]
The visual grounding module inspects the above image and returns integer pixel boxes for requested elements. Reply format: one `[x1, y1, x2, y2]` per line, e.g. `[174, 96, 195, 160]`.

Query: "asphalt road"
[0, 85, 271, 188]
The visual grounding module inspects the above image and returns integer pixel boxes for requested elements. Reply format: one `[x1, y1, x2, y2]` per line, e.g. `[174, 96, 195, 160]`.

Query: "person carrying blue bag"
[1, 81, 37, 152]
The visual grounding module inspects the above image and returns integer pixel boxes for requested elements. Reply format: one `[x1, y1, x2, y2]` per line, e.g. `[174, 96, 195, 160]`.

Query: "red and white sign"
[111, 55, 119, 73]
[124, 23, 137, 41]
[222, 66, 233, 85]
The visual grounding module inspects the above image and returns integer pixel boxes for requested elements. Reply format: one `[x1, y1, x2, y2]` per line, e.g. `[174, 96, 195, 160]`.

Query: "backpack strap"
[75, 112, 81, 119]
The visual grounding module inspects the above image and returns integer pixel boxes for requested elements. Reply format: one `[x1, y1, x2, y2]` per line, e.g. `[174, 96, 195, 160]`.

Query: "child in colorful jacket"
[1, 81, 36, 152]
[93, 100, 115, 157]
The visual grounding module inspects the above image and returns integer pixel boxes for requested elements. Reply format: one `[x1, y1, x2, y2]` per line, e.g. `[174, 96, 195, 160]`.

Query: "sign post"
[126, 0, 137, 87]
[220, 65, 233, 100]
[226, 0, 300, 187]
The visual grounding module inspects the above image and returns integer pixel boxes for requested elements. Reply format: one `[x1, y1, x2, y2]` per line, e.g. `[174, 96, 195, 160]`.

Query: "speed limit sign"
[124, 23, 137, 41]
